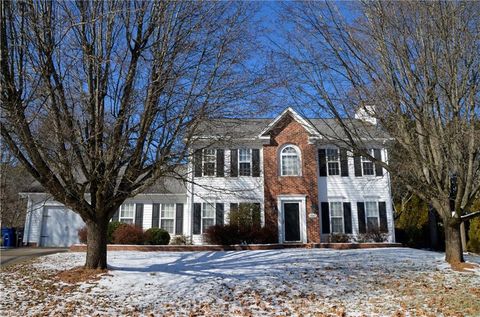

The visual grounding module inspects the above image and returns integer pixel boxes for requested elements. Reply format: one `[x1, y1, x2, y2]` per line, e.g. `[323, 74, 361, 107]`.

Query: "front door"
[284, 202, 300, 242]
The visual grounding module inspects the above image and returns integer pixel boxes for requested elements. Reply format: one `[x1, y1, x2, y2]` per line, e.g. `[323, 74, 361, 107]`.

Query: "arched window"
[280, 145, 301, 176]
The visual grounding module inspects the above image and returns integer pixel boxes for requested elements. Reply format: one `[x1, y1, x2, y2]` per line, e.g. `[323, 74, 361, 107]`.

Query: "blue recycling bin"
[1, 228, 15, 247]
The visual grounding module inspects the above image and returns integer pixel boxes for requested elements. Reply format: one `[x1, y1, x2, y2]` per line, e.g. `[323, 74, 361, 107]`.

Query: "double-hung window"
[280, 146, 300, 176]
[330, 202, 344, 233]
[365, 201, 379, 231]
[160, 203, 175, 234]
[120, 203, 135, 224]
[239, 149, 252, 176]
[202, 203, 215, 233]
[362, 149, 375, 176]
[203, 149, 216, 176]
[326, 148, 340, 176]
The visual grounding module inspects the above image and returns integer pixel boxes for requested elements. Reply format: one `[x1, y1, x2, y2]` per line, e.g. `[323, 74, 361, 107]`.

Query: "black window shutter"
[216, 149, 224, 177]
[175, 203, 184, 235]
[194, 150, 203, 177]
[252, 149, 260, 177]
[354, 153, 362, 177]
[321, 202, 330, 234]
[374, 149, 383, 176]
[216, 203, 224, 225]
[152, 203, 160, 228]
[340, 148, 349, 177]
[318, 149, 327, 177]
[357, 202, 366, 233]
[379, 201, 388, 232]
[252, 203, 261, 227]
[230, 149, 238, 177]
[111, 209, 119, 222]
[193, 203, 201, 234]
[343, 202, 352, 234]
[135, 203, 144, 228]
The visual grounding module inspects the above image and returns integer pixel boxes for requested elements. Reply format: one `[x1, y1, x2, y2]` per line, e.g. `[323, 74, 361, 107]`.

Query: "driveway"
[0, 247, 68, 267]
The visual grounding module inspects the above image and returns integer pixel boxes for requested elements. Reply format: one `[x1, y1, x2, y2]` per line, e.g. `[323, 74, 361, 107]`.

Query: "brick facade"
[263, 115, 321, 243]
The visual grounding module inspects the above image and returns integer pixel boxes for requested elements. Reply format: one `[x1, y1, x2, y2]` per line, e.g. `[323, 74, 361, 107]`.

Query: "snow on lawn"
[1, 248, 479, 316]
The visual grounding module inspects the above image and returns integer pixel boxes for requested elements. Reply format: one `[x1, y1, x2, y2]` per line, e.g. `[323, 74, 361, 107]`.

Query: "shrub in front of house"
[107, 221, 122, 244]
[249, 226, 277, 244]
[205, 224, 277, 245]
[205, 225, 242, 245]
[329, 233, 350, 243]
[467, 217, 480, 254]
[144, 228, 170, 245]
[170, 234, 192, 245]
[355, 227, 388, 243]
[78, 221, 124, 244]
[205, 203, 276, 245]
[78, 226, 88, 244]
[112, 224, 145, 244]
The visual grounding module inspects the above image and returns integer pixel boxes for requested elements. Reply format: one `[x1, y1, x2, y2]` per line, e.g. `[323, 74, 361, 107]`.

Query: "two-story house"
[22, 107, 394, 247]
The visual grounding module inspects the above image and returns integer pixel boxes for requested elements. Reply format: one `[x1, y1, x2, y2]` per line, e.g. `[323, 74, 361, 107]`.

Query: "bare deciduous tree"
[0, 144, 30, 228]
[276, 1, 480, 264]
[1, 1, 265, 269]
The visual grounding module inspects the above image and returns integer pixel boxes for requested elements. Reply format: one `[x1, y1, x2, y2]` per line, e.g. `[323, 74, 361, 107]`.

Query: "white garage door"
[40, 207, 85, 247]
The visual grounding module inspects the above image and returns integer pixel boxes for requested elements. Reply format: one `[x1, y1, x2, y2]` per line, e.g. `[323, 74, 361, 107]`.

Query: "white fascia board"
[258, 107, 322, 139]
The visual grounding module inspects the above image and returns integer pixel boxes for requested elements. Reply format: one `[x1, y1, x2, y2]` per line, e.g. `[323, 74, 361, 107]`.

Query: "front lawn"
[1, 248, 479, 316]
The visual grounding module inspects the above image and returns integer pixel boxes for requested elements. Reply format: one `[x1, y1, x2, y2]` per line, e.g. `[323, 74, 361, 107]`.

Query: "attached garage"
[39, 207, 85, 247]
[22, 176, 188, 247]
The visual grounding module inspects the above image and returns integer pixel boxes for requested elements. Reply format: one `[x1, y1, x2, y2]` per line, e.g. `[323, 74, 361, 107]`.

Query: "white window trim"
[201, 202, 216, 234]
[160, 203, 176, 234]
[361, 149, 375, 176]
[120, 203, 135, 224]
[276, 195, 307, 243]
[326, 148, 341, 176]
[238, 148, 252, 177]
[365, 201, 380, 230]
[203, 149, 216, 177]
[279, 144, 302, 176]
[330, 202, 344, 234]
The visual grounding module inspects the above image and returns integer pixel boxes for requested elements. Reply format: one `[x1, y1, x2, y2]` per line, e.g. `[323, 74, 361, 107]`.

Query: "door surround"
[277, 195, 307, 243]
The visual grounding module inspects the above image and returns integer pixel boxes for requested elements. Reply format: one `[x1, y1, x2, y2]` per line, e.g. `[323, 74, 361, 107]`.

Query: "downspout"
[190, 150, 195, 244]
[384, 146, 396, 243]
[26, 195, 32, 245]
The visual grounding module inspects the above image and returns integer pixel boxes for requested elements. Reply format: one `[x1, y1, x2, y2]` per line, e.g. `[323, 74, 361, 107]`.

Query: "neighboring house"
[22, 107, 395, 247]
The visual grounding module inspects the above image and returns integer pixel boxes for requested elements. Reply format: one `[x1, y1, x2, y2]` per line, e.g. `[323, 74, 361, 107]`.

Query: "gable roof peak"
[258, 107, 321, 139]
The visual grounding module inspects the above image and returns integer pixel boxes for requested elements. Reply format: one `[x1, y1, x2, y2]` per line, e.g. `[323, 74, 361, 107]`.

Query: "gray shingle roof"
[23, 174, 187, 195]
[194, 117, 389, 140]
[194, 118, 271, 139]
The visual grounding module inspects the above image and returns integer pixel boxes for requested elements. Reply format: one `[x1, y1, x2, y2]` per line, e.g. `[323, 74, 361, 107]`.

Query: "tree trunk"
[85, 220, 109, 269]
[428, 206, 439, 250]
[444, 219, 464, 264]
